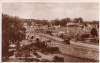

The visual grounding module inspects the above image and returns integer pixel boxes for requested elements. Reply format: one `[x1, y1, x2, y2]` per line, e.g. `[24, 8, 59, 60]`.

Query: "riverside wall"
[37, 33, 99, 61]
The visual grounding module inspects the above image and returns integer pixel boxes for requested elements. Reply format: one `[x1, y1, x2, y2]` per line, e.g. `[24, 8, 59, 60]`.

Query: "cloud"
[2, 2, 99, 21]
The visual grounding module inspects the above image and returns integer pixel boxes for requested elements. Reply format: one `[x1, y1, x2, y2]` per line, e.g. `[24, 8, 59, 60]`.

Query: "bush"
[80, 34, 90, 41]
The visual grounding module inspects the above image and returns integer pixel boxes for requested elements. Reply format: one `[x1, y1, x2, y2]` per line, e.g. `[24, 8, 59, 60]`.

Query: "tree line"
[23, 17, 99, 27]
[23, 17, 84, 26]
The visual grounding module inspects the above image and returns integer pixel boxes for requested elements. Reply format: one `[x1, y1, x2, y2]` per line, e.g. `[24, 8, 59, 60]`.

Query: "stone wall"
[38, 33, 99, 61]
[47, 42, 99, 61]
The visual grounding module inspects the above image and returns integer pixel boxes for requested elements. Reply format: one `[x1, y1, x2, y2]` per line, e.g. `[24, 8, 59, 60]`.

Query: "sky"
[2, 2, 99, 21]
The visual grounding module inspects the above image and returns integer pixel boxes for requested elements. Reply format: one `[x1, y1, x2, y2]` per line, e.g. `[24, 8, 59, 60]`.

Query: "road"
[34, 33, 98, 62]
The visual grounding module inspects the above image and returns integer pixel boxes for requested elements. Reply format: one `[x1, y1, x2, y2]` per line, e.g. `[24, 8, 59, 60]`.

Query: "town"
[2, 13, 99, 62]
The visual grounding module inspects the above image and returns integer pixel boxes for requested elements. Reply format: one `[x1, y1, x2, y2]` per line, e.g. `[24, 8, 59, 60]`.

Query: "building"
[66, 22, 83, 27]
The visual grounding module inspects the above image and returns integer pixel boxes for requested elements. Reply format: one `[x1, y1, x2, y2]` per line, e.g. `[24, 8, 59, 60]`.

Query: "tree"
[53, 19, 60, 26]
[27, 21, 32, 26]
[2, 13, 26, 58]
[91, 27, 98, 37]
[42, 20, 49, 25]
[73, 17, 83, 23]
[36, 38, 40, 42]
[78, 17, 83, 23]
[60, 18, 70, 26]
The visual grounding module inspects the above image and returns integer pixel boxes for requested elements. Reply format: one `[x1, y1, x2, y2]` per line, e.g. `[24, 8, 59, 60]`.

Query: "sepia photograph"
[2, 2, 99, 62]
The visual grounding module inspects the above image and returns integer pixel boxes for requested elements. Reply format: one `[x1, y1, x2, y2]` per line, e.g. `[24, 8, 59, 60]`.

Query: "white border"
[0, 0, 100, 63]
[1, 0, 99, 2]
[0, 0, 2, 62]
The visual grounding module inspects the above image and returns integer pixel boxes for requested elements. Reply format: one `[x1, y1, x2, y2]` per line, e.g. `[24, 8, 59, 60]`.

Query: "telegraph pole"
[74, 20, 77, 41]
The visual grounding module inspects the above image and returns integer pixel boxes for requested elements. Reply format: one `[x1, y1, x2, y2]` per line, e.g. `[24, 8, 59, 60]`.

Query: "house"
[9, 44, 16, 51]
[53, 25, 61, 29]
[23, 23, 28, 28]
[83, 23, 99, 34]
[66, 22, 83, 27]
[40, 25, 48, 29]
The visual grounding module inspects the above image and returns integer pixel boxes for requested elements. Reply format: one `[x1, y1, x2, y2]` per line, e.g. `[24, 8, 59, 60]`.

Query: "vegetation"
[2, 13, 26, 58]
[22, 16, 99, 27]
[91, 27, 98, 37]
